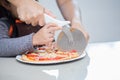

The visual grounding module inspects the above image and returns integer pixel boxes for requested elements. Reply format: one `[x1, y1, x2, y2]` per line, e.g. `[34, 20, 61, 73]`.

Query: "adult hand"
[8, 0, 56, 26]
[71, 22, 89, 42]
[32, 23, 61, 46]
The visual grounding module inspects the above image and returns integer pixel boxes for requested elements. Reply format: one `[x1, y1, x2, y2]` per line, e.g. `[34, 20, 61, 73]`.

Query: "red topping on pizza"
[21, 47, 79, 62]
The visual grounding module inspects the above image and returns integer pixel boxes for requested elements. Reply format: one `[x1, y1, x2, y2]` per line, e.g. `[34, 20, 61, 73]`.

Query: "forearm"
[56, 0, 82, 25]
[57, 0, 89, 41]
[0, 34, 34, 57]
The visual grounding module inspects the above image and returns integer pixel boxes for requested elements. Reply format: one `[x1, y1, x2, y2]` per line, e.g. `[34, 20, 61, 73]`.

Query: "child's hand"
[32, 23, 61, 46]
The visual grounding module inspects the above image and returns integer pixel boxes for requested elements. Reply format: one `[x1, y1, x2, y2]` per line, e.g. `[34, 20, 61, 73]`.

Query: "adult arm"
[56, 0, 89, 41]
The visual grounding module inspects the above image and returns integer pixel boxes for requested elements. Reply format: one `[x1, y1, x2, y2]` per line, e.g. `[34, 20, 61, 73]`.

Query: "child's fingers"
[45, 37, 54, 46]
[47, 26, 62, 35]
[45, 23, 62, 30]
[49, 26, 61, 31]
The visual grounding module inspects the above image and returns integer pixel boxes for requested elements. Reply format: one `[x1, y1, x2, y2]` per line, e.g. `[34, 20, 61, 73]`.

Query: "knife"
[44, 14, 70, 27]
[44, 14, 87, 54]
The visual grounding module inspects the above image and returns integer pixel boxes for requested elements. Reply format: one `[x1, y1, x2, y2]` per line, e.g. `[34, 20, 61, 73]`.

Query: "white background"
[39, 0, 120, 43]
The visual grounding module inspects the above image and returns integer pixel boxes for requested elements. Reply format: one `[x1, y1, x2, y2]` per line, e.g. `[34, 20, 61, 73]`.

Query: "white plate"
[16, 52, 87, 64]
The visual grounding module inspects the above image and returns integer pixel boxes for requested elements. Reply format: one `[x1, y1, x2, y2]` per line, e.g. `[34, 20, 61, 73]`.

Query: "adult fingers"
[38, 8, 45, 26]
[45, 9, 56, 18]
[31, 15, 39, 26]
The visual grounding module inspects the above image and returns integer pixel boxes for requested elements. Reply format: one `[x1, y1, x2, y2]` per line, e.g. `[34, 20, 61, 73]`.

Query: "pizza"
[21, 47, 79, 62]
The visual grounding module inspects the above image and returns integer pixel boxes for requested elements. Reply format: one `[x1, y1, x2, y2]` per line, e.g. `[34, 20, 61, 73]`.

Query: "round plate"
[16, 52, 86, 65]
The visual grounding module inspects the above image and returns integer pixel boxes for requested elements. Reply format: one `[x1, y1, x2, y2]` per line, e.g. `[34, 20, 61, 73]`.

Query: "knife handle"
[44, 14, 70, 27]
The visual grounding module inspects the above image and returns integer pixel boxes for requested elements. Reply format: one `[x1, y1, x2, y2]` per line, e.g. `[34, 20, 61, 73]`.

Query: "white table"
[86, 41, 120, 80]
[0, 41, 120, 80]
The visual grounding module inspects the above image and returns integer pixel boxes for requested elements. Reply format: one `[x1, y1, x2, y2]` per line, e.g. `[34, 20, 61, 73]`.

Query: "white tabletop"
[0, 41, 120, 80]
[86, 41, 120, 80]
